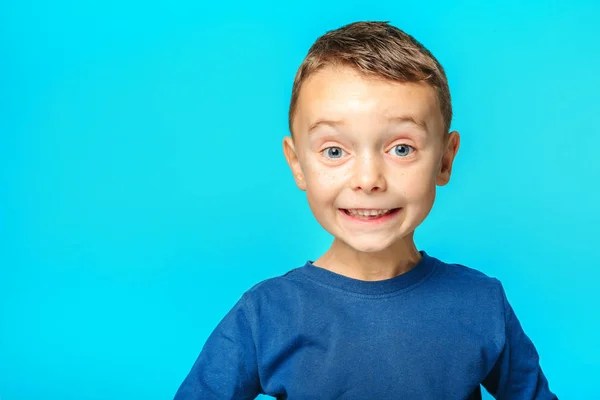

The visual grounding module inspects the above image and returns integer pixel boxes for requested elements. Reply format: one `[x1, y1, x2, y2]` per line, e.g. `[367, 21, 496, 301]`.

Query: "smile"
[340, 208, 402, 222]
[344, 209, 393, 217]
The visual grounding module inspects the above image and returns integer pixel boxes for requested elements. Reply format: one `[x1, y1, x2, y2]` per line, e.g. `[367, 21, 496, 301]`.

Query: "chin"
[342, 237, 397, 254]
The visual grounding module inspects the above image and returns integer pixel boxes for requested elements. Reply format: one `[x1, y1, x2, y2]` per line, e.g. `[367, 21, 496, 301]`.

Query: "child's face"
[284, 65, 459, 253]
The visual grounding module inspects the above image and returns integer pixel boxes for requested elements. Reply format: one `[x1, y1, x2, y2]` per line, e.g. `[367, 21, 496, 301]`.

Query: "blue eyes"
[389, 144, 414, 157]
[321, 145, 414, 159]
[323, 147, 346, 159]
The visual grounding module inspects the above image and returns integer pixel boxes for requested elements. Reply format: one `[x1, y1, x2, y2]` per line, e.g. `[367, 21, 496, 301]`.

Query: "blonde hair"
[289, 21, 452, 135]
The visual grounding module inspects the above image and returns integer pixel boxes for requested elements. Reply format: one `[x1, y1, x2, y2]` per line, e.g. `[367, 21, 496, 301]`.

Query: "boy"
[173, 21, 557, 399]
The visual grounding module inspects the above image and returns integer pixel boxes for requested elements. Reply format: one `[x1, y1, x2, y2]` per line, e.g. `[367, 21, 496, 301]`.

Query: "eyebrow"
[307, 115, 428, 134]
[307, 119, 344, 134]
[386, 115, 428, 131]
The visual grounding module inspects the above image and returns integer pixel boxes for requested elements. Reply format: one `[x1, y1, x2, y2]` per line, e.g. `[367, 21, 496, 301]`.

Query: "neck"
[313, 234, 422, 281]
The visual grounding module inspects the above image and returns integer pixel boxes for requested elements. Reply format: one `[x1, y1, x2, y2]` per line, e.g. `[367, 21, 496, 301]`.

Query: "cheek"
[305, 162, 347, 192]
[399, 166, 438, 200]
[305, 169, 347, 213]
[306, 174, 337, 206]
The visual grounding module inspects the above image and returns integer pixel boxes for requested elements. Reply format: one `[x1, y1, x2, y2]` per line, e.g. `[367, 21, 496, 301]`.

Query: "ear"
[436, 130, 460, 186]
[283, 136, 307, 191]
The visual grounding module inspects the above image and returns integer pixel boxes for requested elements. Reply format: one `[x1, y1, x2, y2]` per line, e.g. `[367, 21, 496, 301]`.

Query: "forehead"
[293, 65, 443, 135]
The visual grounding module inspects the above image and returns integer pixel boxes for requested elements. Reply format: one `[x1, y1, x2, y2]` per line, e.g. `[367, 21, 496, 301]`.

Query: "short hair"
[289, 21, 452, 136]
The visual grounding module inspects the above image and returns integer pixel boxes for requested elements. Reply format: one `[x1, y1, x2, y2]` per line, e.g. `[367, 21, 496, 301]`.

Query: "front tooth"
[360, 209, 385, 216]
[348, 209, 392, 217]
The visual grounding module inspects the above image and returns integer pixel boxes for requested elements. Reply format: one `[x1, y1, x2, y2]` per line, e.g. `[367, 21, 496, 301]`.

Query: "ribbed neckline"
[296, 250, 437, 296]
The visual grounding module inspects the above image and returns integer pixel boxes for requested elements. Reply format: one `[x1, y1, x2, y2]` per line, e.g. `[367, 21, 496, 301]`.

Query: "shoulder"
[237, 265, 311, 308]
[427, 253, 507, 308]
[228, 266, 322, 332]
[430, 253, 502, 286]
[426, 254, 511, 339]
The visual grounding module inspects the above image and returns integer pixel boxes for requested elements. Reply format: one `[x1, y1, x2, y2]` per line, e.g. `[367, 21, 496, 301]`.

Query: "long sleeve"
[173, 295, 261, 400]
[481, 282, 558, 399]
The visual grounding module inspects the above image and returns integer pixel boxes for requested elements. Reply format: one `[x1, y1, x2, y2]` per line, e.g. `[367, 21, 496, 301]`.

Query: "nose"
[350, 153, 387, 193]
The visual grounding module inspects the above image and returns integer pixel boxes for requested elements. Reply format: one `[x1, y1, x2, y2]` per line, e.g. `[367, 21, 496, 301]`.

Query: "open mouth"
[341, 208, 401, 220]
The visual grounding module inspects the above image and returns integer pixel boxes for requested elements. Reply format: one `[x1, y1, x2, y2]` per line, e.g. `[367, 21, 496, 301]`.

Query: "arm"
[481, 282, 558, 399]
[173, 295, 262, 400]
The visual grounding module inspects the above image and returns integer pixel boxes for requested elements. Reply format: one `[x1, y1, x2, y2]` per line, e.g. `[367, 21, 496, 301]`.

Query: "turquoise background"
[1, 0, 598, 398]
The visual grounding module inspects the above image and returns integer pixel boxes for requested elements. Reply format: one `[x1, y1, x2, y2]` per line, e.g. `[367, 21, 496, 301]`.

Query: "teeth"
[346, 209, 391, 217]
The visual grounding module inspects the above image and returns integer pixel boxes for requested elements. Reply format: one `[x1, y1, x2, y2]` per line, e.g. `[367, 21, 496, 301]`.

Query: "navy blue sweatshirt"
[174, 251, 557, 399]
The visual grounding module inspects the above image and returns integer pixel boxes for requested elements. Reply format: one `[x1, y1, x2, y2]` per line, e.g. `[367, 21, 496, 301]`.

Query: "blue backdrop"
[1, 1, 598, 398]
